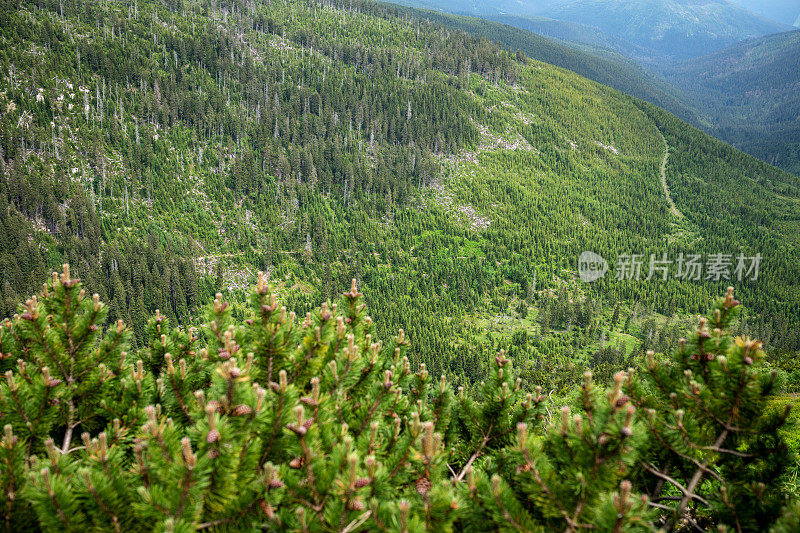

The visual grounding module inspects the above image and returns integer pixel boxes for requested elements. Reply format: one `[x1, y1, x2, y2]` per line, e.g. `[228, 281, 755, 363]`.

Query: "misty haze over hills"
[394, 0, 800, 175]
[395, 0, 793, 61]
[728, 0, 800, 26]
[663, 29, 800, 174]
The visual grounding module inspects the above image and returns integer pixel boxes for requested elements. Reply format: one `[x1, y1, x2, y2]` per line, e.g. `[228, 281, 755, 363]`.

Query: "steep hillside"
[1, 0, 798, 386]
[393, 2, 799, 175]
[533, 0, 792, 60]
[483, 13, 650, 58]
[664, 30, 800, 174]
[403, 7, 702, 125]
[394, 0, 792, 61]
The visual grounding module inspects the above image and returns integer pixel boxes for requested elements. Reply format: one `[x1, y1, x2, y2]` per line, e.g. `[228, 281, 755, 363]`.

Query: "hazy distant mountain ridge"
[482, 13, 654, 59]
[394, 0, 792, 60]
[728, 0, 800, 26]
[532, 0, 792, 60]
[392, 0, 799, 174]
[664, 29, 800, 174]
[401, 7, 702, 125]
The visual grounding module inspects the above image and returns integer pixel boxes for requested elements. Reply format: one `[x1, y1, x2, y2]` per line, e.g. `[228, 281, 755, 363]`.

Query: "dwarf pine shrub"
[0, 268, 794, 532]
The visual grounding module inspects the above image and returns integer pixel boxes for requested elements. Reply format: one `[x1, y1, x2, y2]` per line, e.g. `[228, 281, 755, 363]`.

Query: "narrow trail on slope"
[658, 131, 683, 218]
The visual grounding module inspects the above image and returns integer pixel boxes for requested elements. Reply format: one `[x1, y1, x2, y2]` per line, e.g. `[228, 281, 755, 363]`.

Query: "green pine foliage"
[628, 288, 793, 531]
[0, 1, 798, 528]
[1, 0, 799, 389]
[0, 268, 796, 531]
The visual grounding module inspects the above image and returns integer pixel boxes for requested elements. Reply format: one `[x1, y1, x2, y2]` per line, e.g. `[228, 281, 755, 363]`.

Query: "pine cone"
[300, 396, 318, 407]
[232, 404, 252, 416]
[260, 500, 275, 518]
[206, 429, 220, 443]
[354, 477, 371, 488]
[347, 499, 365, 511]
[415, 476, 431, 496]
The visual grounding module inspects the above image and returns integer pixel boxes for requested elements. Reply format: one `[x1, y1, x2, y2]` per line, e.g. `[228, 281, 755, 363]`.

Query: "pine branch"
[455, 424, 491, 482]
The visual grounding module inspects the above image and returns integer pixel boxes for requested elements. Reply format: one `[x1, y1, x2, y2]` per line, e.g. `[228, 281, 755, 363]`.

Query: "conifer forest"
[0, 0, 799, 531]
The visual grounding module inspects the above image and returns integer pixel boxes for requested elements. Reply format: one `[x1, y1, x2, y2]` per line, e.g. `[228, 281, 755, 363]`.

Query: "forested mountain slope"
[531, 0, 792, 60]
[392, 2, 800, 176]
[398, 7, 703, 126]
[481, 13, 650, 59]
[1, 0, 799, 388]
[663, 29, 800, 175]
[393, 0, 792, 61]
